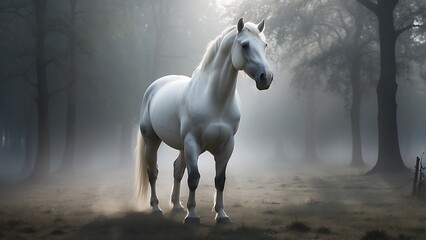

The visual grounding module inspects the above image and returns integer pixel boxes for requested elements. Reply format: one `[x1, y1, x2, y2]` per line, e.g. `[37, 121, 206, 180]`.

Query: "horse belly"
[150, 80, 186, 150]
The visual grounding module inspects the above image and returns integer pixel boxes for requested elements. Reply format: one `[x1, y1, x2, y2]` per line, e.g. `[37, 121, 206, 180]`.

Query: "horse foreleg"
[183, 135, 201, 224]
[170, 151, 185, 213]
[213, 138, 234, 224]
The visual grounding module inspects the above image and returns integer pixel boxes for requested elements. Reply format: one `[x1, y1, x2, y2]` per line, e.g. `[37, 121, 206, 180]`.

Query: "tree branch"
[48, 82, 71, 98]
[1, 60, 35, 85]
[357, 0, 378, 14]
[44, 57, 70, 82]
[315, 23, 344, 44]
[48, 73, 73, 98]
[396, 23, 423, 37]
[44, 57, 62, 68]
[1, 72, 24, 83]
[24, 77, 37, 88]
[359, 38, 376, 51]
[1, 0, 34, 25]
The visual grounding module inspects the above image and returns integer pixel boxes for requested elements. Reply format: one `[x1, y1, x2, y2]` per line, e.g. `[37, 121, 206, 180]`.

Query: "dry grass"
[0, 163, 424, 240]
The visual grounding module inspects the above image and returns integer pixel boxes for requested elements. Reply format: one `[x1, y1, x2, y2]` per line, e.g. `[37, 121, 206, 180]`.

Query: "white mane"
[192, 26, 235, 76]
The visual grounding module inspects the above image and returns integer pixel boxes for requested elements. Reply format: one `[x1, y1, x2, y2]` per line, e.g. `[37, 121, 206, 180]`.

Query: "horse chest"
[188, 102, 240, 131]
[181, 104, 240, 151]
[201, 121, 234, 151]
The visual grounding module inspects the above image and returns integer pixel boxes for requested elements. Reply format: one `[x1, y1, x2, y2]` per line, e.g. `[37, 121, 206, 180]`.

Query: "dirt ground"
[0, 163, 425, 240]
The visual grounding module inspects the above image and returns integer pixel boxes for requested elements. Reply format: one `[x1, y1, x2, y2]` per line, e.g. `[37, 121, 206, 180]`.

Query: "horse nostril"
[260, 73, 267, 82]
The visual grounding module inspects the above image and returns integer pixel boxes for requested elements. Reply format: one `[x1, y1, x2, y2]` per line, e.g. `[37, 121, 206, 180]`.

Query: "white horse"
[136, 18, 273, 224]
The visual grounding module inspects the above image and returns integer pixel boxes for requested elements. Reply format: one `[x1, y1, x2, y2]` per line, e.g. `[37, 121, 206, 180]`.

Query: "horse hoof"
[184, 217, 200, 225]
[171, 206, 185, 215]
[216, 217, 232, 224]
[151, 209, 163, 216]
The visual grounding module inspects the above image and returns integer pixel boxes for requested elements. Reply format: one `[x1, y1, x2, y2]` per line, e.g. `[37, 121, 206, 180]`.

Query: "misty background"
[0, 0, 425, 181]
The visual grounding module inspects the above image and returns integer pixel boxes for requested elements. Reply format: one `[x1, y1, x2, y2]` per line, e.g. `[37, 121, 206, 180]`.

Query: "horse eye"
[241, 42, 249, 49]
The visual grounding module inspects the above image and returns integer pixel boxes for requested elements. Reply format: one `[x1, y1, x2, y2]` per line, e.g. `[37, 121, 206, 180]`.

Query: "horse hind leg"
[142, 128, 162, 214]
[170, 151, 185, 213]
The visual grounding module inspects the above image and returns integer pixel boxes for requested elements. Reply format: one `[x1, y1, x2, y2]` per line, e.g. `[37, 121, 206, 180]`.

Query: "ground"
[0, 163, 425, 240]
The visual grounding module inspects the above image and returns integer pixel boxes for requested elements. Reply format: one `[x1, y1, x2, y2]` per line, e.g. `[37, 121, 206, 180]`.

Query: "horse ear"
[258, 19, 265, 32]
[237, 18, 244, 33]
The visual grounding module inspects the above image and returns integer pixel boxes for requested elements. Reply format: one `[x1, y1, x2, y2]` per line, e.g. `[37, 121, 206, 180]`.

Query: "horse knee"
[173, 159, 184, 181]
[148, 169, 158, 183]
[215, 171, 226, 192]
[174, 172, 184, 182]
[188, 171, 200, 191]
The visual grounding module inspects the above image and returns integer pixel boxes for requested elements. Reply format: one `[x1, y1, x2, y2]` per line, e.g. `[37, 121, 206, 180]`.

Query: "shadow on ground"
[73, 212, 275, 240]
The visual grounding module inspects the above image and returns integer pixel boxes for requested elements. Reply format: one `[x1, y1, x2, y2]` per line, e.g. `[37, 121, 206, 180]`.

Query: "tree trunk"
[30, 0, 50, 179]
[303, 91, 319, 163]
[22, 116, 33, 176]
[59, 0, 77, 173]
[348, 20, 366, 167]
[60, 90, 76, 172]
[398, 85, 413, 161]
[349, 54, 366, 167]
[364, 0, 408, 174]
[349, 12, 367, 168]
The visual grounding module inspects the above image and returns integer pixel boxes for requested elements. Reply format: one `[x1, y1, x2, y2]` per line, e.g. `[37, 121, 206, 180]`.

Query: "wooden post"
[419, 159, 424, 195]
[413, 157, 420, 197]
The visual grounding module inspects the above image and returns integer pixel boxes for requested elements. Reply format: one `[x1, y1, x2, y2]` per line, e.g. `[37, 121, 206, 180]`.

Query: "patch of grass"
[315, 226, 331, 234]
[6, 219, 22, 228]
[20, 226, 36, 233]
[262, 201, 280, 205]
[361, 230, 391, 240]
[75, 212, 277, 240]
[263, 210, 275, 215]
[397, 233, 413, 240]
[285, 221, 311, 233]
[206, 226, 275, 240]
[51, 228, 66, 235]
[270, 218, 283, 226]
[409, 226, 425, 234]
[54, 217, 65, 223]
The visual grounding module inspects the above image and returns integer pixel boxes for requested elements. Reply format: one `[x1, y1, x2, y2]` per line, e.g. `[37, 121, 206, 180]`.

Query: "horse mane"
[192, 26, 235, 76]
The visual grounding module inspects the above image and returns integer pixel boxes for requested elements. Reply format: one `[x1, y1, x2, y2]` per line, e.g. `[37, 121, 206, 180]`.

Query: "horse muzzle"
[256, 71, 273, 90]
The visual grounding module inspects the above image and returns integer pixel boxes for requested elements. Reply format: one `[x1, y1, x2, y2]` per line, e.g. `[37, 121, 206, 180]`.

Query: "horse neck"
[198, 35, 238, 109]
[208, 54, 238, 106]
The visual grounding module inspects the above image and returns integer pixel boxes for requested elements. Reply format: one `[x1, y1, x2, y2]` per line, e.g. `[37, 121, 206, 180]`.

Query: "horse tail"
[135, 129, 149, 207]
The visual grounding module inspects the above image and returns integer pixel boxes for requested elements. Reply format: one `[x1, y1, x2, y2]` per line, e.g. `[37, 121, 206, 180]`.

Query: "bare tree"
[59, 0, 78, 173]
[1, 0, 85, 178]
[357, 0, 424, 174]
[31, 0, 50, 178]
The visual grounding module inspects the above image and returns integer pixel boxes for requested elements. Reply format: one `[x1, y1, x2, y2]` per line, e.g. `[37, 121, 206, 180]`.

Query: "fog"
[0, 0, 425, 179]
[1, 1, 426, 239]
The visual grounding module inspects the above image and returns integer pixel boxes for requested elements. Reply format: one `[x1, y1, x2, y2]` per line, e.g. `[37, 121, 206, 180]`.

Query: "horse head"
[231, 18, 274, 90]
